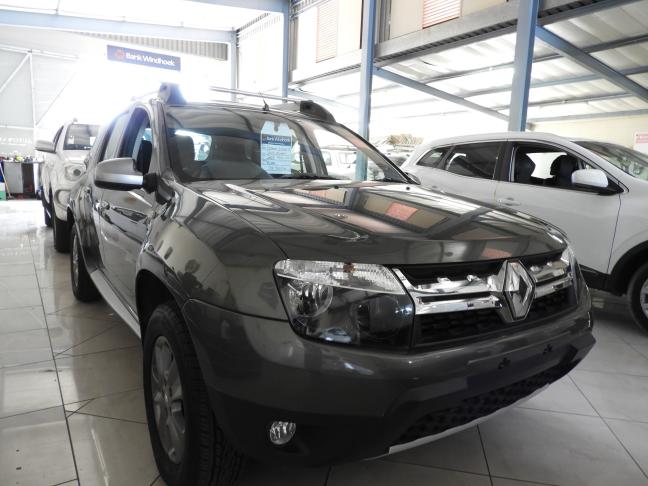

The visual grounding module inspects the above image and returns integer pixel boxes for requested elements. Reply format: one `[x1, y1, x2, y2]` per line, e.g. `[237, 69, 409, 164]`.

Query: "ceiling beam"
[536, 25, 648, 103]
[338, 32, 648, 101]
[0, 53, 30, 96]
[0, 9, 233, 43]
[187, 0, 286, 13]
[374, 67, 508, 122]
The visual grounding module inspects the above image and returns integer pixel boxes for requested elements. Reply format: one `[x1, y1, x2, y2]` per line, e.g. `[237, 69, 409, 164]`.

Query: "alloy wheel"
[151, 336, 186, 464]
[641, 278, 648, 320]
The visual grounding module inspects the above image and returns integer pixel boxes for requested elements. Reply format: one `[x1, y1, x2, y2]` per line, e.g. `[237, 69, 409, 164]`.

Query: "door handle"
[497, 197, 520, 207]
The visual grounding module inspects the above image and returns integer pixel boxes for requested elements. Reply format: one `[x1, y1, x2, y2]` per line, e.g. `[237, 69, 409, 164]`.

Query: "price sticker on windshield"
[261, 122, 293, 175]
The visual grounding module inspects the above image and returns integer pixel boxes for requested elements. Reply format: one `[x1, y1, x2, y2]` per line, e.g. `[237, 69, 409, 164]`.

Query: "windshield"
[64, 124, 99, 150]
[164, 105, 407, 183]
[577, 141, 648, 182]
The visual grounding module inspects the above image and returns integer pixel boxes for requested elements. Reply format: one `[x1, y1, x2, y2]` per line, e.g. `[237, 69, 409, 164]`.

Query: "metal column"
[356, 0, 377, 180]
[508, 0, 539, 131]
[280, 2, 290, 98]
[229, 32, 238, 101]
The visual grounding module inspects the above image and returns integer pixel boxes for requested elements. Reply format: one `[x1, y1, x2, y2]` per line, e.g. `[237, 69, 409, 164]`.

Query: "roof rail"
[156, 83, 336, 123]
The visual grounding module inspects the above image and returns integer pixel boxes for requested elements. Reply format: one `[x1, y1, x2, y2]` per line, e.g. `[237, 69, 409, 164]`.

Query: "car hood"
[62, 149, 88, 164]
[187, 179, 565, 265]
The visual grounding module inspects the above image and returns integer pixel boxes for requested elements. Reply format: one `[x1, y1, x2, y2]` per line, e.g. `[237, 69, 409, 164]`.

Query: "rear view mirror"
[35, 140, 56, 154]
[572, 169, 608, 190]
[95, 158, 143, 191]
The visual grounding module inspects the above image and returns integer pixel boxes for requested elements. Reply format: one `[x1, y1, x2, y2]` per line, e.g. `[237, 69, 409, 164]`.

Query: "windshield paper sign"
[107, 45, 181, 71]
[260, 122, 292, 174]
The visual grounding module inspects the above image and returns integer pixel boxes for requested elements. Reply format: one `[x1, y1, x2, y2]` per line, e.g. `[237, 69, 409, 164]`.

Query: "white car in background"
[36, 121, 99, 252]
[401, 132, 648, 331]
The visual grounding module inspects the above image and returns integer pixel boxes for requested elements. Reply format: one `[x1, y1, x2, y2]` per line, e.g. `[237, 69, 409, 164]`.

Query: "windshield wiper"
[275, 174, 340, 180]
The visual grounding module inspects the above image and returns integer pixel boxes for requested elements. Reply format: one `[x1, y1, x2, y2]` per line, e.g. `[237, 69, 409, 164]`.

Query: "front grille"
[395, 362, 572, 446]
[415, 287, 573, 346]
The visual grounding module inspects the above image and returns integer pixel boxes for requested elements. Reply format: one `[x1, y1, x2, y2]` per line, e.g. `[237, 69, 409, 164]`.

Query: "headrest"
[550, 154, 578, 176]
[214, 138, 248, 163]
[170, 135, 195, 164]
[515, 153, 536, 182]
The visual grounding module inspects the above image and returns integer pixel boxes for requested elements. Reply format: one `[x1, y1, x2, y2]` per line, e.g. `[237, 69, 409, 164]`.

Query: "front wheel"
[628, 262, 648, 333]
[70, 225, 100, 302]
[53, 211, 70, 252]
[143, 303, 244, 486]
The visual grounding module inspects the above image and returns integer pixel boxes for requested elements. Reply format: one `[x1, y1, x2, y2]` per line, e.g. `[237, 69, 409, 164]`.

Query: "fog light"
[268, 421, 296, 445]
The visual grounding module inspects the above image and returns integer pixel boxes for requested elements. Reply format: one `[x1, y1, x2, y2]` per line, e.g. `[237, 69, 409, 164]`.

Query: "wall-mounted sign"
[107, 45, 181, 71]
[634, 132, 648, 155]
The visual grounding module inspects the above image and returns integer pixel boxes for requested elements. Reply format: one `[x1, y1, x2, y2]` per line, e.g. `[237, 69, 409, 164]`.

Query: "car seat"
[550, 155, 579, 188]
[202, 138, 269, 179]
[168, 135, 202, 177]
[514, 153, 543, 185]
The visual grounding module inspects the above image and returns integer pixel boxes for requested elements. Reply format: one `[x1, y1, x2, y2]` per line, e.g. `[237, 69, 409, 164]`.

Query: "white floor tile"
[0, 360, 62, 418]
[56, 347, 143, 403]
[68, 413, 158, 486]
[481, 407, 648, 486]
[0, 328, 52, 368]
[78, 389, 147, 423]
[0, 306, 46, 334]
[0, 407, 76, 486]
[329, 460, 491, 486]
[571, 369, 648, 422]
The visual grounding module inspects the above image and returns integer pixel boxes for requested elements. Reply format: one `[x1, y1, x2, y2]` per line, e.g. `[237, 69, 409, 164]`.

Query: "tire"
[628, 262, 648, 333]
[43, 193, 52, 227]
[53, 211, 70, 253]
[43, 204, 52, 227]
[70, 225, 100, 302]
[143, 303, 244, 486]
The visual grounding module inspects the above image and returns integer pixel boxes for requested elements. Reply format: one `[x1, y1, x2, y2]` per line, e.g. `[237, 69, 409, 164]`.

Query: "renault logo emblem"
[503, 261, 535, 320]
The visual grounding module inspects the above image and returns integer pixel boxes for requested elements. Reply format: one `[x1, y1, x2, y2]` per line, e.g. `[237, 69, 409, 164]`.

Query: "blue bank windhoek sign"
[107, 45, 181, 71]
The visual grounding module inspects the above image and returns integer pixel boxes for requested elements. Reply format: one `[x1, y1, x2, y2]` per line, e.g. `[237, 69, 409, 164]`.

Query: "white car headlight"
[274, 260, 413, 346]
[64, 163, 85, 181]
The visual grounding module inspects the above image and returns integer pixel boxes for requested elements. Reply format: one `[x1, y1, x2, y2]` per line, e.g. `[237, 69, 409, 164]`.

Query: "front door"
[495, 141, 621, 274]
[99, 108, 156, 309]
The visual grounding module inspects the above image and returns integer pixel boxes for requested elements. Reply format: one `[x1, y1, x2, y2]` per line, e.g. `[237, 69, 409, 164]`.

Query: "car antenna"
[260, 92, 270, 111]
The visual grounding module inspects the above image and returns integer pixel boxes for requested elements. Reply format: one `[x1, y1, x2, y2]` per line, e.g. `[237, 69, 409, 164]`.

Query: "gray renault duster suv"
[67, 84, 594, 486]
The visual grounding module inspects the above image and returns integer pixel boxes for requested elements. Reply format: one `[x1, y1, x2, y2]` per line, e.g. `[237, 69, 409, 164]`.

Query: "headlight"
[274, 260, 414, 347]
[56, 189, 70, 206]
[64, 163, 85, 181]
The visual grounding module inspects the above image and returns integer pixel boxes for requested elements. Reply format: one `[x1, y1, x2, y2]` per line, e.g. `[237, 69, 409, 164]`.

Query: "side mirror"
[572, 168, 608, 190]
[95, 158, 143, 191]
[406, 172, 421, 185]
[35, 140, 56, 154]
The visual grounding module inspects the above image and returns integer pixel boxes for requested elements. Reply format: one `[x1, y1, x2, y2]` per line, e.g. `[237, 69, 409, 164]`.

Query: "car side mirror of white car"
[95, 158, 144, 191]
[572, 169, 609, 190]
[35, 140, 56, 154]
[406, 172, 421, 185]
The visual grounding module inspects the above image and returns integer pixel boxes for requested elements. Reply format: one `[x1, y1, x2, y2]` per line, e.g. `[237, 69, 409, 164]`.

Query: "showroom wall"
[533, 114, 648, 148]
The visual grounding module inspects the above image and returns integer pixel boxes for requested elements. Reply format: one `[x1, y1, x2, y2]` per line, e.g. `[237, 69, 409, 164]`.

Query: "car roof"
[419, 131, 580, 147]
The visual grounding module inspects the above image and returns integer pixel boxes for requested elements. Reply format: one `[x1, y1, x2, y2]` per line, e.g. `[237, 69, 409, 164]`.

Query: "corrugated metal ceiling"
[301, 0, 648, 124]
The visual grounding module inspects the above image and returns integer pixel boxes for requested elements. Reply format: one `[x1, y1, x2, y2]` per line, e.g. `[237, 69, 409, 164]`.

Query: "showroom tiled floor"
[1, 199, 648, 486]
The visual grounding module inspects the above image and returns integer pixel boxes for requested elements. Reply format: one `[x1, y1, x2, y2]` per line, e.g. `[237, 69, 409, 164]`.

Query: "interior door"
[495, 141, 621, 274]
[99, 108, 156, 309]
[411, 142, 503, 205]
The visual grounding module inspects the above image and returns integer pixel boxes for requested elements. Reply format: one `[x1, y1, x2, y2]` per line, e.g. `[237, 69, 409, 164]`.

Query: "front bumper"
[182, 283, 594, 466]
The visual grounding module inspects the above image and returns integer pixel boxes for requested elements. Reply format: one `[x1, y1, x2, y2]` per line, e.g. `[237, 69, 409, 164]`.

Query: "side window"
[52, 126, 64, 147]
[417, 147, 450, 168]
[513, 143, 583, 189]
[443, 142, 501, 179]
[121, 109, 154, 174]
[101, 114, 130, 162]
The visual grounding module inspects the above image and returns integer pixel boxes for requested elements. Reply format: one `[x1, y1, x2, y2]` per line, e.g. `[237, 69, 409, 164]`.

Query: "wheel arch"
[135, 268, 186, 338]
[608, 241, 648, 295]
